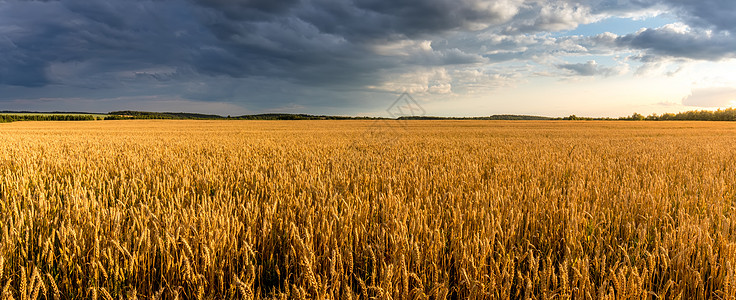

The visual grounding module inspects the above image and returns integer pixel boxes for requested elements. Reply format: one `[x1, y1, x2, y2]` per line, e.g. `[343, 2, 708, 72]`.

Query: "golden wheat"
[1, 120, 736, 298]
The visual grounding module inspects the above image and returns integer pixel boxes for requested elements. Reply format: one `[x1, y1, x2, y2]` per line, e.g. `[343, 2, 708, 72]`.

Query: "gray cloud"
[502, 1, 596, 34]
[663, 0, 736, 32]
[557, 60, 625, 76]
[307, 0, 522, 38]
[194, 0, 301, 21]
[577, 0, 736, 62]
[616, 25, 736, 60]
[0, 53, 48, 87]
[616, 0, 736, 61]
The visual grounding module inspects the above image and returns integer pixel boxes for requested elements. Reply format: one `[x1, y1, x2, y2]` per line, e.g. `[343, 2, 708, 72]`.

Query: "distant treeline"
[562, 108, 736, 121]
[0, 114, 98, 123]
[399, 114, 553, 120]
[0, 110, 101, 115]
[106, 111, 380, 120]
[644, 108, 736, 121]
[105, 111, 223, 120]
[235, 113, 378, 120]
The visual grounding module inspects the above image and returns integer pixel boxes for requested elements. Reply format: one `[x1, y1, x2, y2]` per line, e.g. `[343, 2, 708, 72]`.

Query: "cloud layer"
[1, 0, 736, 114]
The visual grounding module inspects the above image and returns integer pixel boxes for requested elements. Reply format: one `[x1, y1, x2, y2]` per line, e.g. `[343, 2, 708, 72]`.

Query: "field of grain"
[1, 120, 736, 299]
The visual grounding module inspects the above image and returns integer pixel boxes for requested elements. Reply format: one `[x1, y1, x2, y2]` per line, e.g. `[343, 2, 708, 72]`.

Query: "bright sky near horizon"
[2, 0, 736, 117]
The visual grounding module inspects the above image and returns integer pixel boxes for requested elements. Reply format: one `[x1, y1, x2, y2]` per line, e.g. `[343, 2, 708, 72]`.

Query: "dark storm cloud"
[194, 0, 301, 20]
[199, 0, 510, 39]
[0, 50, 48, 87]
[189, 15, 387, 86]
[1, 0, 520, 91]
[2, 0, 736, 113]
[0, 0, 210, 87]
[186, 0, 521, 86]
[351, 0, 518, 35]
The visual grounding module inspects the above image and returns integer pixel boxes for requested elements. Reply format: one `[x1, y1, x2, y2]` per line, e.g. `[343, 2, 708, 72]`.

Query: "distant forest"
[104, 111, 379, 120]
[563, 108, 736, 121]
[3, 108, 736, 123]
[399, 115, 553, 120]
[0, 114, 98, 123]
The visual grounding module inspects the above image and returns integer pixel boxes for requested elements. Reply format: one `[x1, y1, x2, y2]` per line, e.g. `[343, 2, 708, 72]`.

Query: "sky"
[1, 0, 736, 117]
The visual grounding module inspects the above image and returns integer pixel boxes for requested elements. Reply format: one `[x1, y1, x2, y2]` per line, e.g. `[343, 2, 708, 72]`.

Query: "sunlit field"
[1, 120, 736, 299]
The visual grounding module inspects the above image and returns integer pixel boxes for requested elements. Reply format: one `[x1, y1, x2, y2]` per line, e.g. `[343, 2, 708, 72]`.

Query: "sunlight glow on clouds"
[1, 0, 736, 117]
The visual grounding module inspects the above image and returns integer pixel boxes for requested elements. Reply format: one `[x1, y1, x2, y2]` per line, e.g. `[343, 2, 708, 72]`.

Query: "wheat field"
[1, 120, 736, 299]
